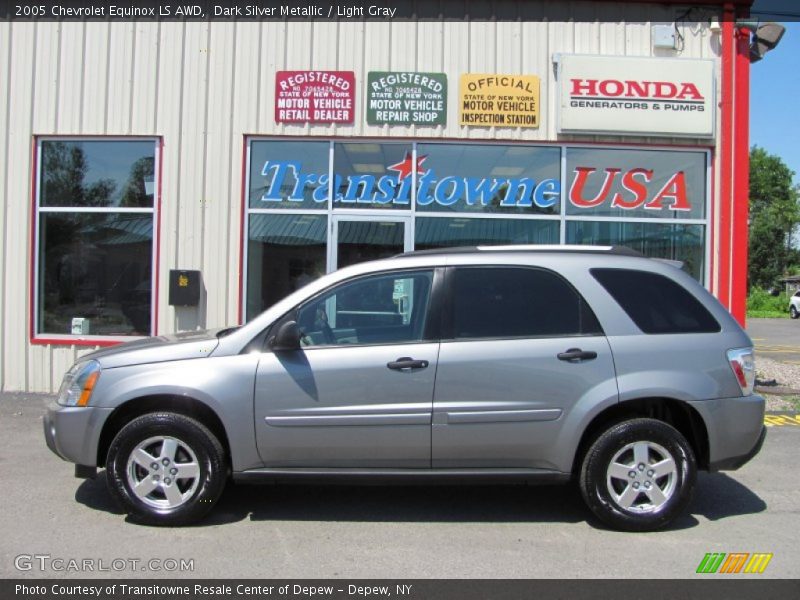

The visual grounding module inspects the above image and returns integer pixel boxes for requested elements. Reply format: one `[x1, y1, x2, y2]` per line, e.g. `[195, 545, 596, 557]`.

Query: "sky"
[749, 2, 800, 184]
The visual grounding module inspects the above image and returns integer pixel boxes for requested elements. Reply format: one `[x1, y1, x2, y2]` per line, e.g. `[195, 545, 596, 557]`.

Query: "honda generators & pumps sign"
[557, 55, 715, 138]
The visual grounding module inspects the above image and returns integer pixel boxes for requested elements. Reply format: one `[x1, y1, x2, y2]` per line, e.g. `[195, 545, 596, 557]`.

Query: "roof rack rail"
[396, 244, 645, 258]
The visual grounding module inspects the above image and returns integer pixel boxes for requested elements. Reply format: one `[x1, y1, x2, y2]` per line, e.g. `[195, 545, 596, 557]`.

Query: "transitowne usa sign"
[557, 55, 715, 138]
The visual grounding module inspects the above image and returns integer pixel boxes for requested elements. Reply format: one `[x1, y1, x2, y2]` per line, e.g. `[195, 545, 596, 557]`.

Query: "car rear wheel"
[579, 418, 696, 532]
[791, 305, 798, 319]
[106, 412, 227, 526]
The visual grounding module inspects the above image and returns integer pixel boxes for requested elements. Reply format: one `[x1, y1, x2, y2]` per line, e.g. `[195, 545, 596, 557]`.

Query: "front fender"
[94, 354, 262, 471]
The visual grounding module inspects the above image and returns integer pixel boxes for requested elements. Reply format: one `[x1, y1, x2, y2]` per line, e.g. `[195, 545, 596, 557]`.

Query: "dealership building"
[0, 0, 757, 392]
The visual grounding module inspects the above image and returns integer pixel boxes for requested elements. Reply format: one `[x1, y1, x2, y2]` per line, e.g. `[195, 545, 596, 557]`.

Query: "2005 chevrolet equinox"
[44, 245, 766, 531]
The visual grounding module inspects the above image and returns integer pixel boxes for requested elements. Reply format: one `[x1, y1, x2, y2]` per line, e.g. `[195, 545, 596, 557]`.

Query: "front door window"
[296, 270, 433, 347]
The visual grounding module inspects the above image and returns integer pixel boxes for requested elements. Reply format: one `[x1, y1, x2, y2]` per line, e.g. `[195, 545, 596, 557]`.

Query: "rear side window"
[449, 267, 602, 340]
[591, 268, 720, 334]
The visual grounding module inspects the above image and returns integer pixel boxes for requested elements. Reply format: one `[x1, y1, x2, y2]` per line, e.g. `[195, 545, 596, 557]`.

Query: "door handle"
[557, 348, 598, 362]
[387, 357, 429, 370]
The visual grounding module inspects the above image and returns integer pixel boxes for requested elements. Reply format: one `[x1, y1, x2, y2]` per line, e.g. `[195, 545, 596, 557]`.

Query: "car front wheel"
[579, 418, 696, 532]
[106, 412, 227, 526]
[791, 305, 798, 319]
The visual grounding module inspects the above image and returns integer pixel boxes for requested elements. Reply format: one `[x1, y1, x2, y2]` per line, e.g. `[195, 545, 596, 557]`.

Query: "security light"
[737, 21, 786, 62]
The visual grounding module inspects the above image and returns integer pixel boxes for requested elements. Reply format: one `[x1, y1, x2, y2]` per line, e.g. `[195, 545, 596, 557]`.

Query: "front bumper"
[43, 401, 114, 468]
[688, 394, 766, 471]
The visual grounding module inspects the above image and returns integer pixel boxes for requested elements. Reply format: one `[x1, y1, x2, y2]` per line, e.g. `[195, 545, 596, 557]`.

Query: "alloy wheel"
[126, 436, 201, 510]
[605, 441, 677, 513]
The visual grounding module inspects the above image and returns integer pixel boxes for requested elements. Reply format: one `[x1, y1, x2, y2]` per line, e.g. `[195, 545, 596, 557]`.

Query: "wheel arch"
[572, 397, 710, 475]
[97, 395, 232, 469]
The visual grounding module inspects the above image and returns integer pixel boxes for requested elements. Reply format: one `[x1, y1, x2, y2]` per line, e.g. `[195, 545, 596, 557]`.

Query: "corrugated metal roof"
[95, 215, 153, 246]
[338, 221, 404, 245]
[416, 218, 558, 245]
[249, 215, 327, 245]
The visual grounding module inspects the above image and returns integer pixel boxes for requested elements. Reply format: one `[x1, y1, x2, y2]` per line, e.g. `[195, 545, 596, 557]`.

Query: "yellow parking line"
[764, 415, 800, 427]
[755, 344, 800, 350]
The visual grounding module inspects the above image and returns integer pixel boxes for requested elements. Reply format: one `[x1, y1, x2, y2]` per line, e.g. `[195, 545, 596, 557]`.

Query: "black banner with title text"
[4, 579, 800, 600]
[4, 0, 797, 22]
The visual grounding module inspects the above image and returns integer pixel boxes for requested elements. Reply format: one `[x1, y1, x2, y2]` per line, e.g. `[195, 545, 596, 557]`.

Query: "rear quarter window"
[449, 266, 603, 339]
[591, 268, 720, 334]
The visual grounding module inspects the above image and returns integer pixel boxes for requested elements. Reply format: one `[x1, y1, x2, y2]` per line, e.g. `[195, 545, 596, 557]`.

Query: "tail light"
[727, 348, 755, 396]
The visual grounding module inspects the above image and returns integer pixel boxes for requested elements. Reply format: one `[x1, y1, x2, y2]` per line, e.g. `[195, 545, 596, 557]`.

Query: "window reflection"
[566, 221, 705, 281]
[296, 270, 433, 346]
[40, 141, 155, 208]
[415, 217, 558, 249]
[333, 143, 412, 209]
[247, 214, 328, 321]
[565, 148, 706, 219]
[416, 144, 561, 214]
[38, 213, 153, 335]
[249, 141, 330, 209]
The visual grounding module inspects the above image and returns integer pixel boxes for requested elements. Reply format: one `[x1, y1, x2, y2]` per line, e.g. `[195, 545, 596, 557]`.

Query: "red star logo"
[387, 152, 428, 180]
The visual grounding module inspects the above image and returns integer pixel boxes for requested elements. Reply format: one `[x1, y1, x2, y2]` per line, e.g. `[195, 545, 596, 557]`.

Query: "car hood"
[83, 330, 223, 369]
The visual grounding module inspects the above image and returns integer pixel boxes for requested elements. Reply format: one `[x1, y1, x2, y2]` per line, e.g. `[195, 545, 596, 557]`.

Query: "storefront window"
[333, 143, 413, 210]
[415, 144, 561, 215]
[244, 139, 710, 319]
[566, 221, 705, 281]
[415, 217, 558, 249]
[565, 148, 707, 219]
[247, 214, 327, 321]
[36, 139, 158, 338]
[249, 140, 330, 209]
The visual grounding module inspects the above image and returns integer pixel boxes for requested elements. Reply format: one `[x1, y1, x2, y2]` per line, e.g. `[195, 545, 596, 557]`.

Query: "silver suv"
[44, 246, 765, 531]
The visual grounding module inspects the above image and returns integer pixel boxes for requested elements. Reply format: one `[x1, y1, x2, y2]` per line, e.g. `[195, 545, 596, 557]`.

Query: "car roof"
[397, 244, 645, 258]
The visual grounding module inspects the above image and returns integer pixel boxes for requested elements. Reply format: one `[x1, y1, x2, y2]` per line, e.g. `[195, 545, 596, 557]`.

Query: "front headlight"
[57, 360, 102, 407]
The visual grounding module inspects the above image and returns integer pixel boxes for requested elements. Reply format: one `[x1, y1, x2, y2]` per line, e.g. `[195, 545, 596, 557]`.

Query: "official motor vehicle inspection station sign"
[367, 72, 447, 126]
[275, 71, 355, 124]
[557, 55, 715, 138]
[459, 74, 540, 128]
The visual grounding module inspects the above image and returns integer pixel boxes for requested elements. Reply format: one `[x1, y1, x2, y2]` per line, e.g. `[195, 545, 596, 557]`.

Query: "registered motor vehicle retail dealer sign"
[275, 71, 355, 124]
[367, 72, 447, 126]
[557, 55, 715, 138]
[460, 74, 540, 128]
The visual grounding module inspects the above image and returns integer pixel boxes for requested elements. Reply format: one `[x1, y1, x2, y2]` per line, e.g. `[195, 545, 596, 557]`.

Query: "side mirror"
[268, 320, 302, 351]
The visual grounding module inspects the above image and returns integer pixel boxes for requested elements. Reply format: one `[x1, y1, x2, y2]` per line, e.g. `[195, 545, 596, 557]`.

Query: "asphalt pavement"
[747, 317, 800, 364]
[0, 392, 797, 579]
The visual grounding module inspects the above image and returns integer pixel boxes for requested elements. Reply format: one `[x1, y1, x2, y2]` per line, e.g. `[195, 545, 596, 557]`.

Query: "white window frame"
[32, 136, 161, 345]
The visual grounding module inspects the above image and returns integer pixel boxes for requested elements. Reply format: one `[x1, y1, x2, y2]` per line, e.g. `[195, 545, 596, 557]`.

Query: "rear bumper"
[708, 425, 766, 471]
[688, 394, 766, 471]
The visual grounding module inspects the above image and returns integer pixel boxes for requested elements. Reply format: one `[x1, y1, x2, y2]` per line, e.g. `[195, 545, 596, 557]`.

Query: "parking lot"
[748, 318, 800, 364]
[1, 391, 797, 579]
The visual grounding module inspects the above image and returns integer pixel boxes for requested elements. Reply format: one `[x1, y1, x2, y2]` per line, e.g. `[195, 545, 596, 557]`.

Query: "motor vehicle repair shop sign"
[366, 72, 448, 126]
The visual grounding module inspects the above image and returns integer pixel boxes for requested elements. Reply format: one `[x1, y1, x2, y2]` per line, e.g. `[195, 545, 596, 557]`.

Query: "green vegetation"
[749, 147, 800, 290]
[746, 286, 790, 318]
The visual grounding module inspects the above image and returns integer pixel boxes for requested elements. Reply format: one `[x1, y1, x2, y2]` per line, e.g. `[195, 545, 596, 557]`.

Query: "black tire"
[791, 305, 798, 319]
[106, 412, 227, 526]
[579, 418, 696, 532]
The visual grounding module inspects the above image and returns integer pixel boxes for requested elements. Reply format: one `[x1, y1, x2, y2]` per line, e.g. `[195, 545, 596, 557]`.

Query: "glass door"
[331, 215, 412, 271]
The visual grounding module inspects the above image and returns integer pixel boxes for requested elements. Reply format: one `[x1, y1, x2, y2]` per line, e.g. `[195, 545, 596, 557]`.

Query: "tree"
[748, 146, 800, 289]
[41, 141, 115, 207]
[120, 156, 155, 207]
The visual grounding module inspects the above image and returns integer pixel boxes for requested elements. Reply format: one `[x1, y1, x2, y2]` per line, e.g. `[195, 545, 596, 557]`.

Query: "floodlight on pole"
[736, 20, 786, 62]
